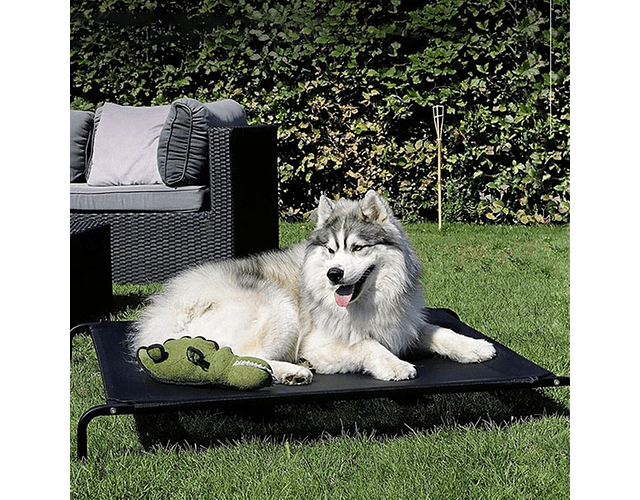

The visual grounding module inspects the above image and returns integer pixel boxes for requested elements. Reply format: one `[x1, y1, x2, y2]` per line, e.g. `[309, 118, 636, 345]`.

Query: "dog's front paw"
[452, 338, 497, 363]
[274, 364, 314, 386]
[369, 358, 417, 381]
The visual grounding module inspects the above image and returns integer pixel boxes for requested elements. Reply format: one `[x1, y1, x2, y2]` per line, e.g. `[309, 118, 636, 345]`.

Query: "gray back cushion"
[70, 110, 95, 183]
[157, 98, 247, 186]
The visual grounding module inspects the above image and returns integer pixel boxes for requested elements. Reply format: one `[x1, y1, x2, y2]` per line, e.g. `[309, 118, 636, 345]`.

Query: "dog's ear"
[316, 195, 335, 227]
[361, 190, 391, 223]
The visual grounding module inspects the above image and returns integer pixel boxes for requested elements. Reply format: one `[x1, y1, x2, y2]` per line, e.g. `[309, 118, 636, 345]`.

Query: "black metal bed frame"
[71, 309, 569, 459]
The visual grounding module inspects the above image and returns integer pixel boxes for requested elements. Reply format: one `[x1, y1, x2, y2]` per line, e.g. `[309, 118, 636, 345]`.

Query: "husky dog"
[131, 190, 496, 385]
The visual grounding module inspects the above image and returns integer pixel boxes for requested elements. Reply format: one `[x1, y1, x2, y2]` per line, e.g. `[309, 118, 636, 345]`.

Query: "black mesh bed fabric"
[73, 308, 569, 458]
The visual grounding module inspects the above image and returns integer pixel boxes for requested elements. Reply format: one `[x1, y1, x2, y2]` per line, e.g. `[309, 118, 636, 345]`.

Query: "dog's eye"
[352, 245, 367, 252]
[326, 247, 335, 255]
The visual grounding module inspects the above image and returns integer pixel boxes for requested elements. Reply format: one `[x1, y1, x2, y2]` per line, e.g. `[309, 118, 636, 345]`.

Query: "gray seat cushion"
[70, 183, 209, 212]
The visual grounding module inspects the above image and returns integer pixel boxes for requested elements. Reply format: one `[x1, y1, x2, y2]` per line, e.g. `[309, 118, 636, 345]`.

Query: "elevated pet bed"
[72, 308, 569, 459]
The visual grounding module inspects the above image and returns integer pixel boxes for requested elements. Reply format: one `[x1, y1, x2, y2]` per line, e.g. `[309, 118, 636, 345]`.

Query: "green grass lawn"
[71, 222, 569, 499]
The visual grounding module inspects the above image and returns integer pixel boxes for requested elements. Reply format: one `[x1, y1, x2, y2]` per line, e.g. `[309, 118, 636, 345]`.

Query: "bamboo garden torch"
[432, 105, 445, 230]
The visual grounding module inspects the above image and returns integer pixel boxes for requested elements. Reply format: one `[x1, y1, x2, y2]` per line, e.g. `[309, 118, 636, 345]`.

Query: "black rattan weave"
[70, 126, 279, 284]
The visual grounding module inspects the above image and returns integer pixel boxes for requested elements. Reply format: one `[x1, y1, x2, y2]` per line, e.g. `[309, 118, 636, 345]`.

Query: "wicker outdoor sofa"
[70, 98, 279, 284]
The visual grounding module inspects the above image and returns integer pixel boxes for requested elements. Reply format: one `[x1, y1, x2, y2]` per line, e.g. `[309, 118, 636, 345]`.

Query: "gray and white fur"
[131, 190, 496, 385]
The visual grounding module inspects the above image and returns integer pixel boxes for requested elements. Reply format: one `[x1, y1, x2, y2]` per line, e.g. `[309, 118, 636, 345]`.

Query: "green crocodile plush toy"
[137, 336, 274, 391]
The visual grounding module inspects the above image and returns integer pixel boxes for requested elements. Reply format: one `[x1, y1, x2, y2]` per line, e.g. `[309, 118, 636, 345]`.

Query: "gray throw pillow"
[157, 98, 247, 186]
[70, 110, 95, 183]
[87, 103, 170, 186]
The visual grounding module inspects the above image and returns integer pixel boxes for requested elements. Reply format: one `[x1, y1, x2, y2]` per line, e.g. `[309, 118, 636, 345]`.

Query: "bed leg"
[76, 404, 130, 459]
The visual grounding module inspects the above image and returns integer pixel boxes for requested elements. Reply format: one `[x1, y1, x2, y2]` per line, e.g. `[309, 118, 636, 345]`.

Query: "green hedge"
[71, 0, 569, 224]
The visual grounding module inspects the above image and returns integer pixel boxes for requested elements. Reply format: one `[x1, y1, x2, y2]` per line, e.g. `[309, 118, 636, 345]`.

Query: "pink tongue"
[335, 287, 353, 307]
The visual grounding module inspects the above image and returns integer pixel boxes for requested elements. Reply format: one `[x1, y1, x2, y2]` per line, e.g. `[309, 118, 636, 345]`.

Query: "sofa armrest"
[208, 125, 279, 257]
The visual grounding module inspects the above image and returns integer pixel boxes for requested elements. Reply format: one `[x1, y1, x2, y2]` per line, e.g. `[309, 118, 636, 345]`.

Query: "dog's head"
[305, 191, 412, 307]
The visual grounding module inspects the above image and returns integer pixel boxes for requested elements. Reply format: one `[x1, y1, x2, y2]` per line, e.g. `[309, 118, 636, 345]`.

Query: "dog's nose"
[327, 267, 344, 284]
